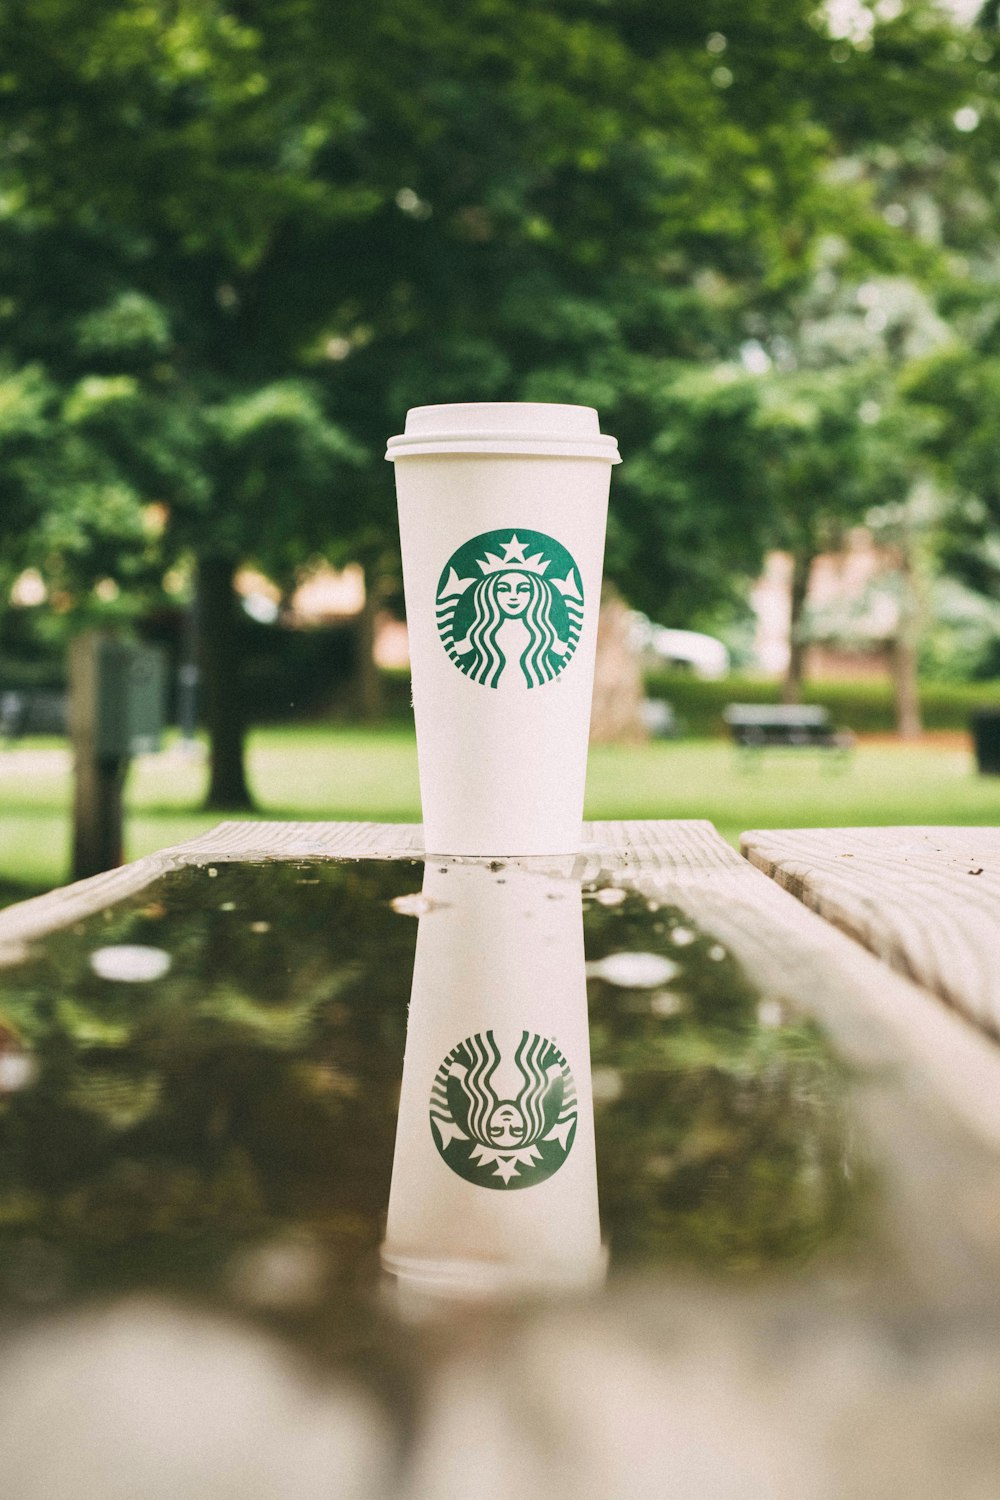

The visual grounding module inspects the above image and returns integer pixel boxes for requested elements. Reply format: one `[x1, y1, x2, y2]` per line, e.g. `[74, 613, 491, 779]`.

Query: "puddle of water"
[0, 859, 872, 1322]
[1, 856, 998, 1495]
[0, 862, 420, 1324]
[583, 887, 862, 1274]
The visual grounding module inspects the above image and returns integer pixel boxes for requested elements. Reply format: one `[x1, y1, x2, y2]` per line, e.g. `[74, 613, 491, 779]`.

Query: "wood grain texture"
[741, 826, 1000, 1035]
[611, 848, 1000, 1170]
[0, 820, 424, 962]
[0, 819, 730, 960]
[6, 818, 1000, 1162]
[5, 819, 1000, 1491]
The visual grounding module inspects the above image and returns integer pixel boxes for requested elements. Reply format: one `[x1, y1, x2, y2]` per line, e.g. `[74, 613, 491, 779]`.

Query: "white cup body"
[393, 447, 614, 855]
[382, 862, 602, 1300]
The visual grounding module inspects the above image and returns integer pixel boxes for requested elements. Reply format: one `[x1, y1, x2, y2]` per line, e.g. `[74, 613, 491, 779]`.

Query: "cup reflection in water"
[382, 862, 604, 1300]
[386, 402, 621, 856]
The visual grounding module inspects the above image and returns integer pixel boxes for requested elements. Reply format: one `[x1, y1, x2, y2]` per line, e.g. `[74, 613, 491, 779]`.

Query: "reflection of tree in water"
[0, 864, 869, 1323]
[0, 861, 419, 1314]
[585, 889, 866, 1272]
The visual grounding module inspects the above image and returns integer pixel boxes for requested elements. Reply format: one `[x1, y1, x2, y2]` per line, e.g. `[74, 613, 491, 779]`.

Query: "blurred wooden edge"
[741, 827, 1000, 1036]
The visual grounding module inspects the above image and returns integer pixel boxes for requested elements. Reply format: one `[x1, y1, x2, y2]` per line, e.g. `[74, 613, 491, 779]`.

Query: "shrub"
[643, 670, 1000, 736]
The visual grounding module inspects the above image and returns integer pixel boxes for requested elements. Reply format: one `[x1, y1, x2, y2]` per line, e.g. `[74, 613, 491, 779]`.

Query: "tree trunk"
[589, 587, 649, 744]
[72, 754, 127, 880]
[891, 636, 922, 741]
[782, 549, 813, 706]
[69, 632, 127, 880]
[177, 592, 200, 747]
[355, 568, 384, 722]
[892, 546, 923, 741]
[198, 553, 255, 810]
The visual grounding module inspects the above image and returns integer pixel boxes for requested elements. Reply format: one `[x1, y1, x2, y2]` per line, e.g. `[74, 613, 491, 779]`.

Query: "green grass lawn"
[0, 725, 996, 906]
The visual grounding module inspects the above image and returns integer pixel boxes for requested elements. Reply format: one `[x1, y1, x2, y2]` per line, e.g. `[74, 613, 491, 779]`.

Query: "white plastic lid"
[385, 402, 621, 462]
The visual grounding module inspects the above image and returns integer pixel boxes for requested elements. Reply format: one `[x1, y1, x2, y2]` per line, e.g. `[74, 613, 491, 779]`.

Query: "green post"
[69, 633, 166, 880]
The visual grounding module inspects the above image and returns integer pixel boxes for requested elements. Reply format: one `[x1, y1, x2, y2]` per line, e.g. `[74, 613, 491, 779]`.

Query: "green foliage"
[0, 860, 419, 1293]
[587, 890, 864, 1270]
[905, 346, 1000, 600]
[1, 0, 999, 705]
[0, 365, 55, 577]
[76, 294, 173, 363]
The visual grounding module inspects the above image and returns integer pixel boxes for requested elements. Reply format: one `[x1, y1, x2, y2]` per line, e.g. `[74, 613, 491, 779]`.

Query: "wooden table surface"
[742, 826, 1000, 1037]
[4, 817, 1000, 1148]
[4, 820, 1000, 1497]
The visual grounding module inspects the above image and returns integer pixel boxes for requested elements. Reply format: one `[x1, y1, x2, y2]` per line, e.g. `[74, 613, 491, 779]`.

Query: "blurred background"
[2, 0, 1000, 903]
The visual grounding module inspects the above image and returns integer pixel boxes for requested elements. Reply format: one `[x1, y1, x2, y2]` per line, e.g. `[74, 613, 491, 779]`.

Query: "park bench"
[723, 701, 854, 757]
[0, 818, 999, 1494]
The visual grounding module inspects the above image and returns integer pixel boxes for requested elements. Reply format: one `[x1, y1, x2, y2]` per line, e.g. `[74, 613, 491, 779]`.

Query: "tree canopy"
[1, 0, 998, 788]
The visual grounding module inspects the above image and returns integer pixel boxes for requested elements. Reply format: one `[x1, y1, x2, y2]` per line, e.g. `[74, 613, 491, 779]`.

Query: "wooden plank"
[5, 817, 1000, 1162]
[0, 817, 748, 964]
[741, 826, 1000, 1036]
[607, 840, 1000, 1172]
[0, 820, 422, 962]
[6, 818, 1000, 1489]
[0, 819, 728, 961]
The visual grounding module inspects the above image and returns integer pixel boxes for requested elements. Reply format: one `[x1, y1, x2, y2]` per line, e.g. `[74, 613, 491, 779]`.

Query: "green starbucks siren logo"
[430, 1030, 577, 1189]
[436, 528, 584, 688]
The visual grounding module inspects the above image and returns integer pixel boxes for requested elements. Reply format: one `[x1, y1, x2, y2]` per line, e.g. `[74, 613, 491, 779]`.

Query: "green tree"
[0, 0, 988, 802]
[752, 262, 949, 714]
[840, 3, 1000, 679]
[0, 0, 369, 803]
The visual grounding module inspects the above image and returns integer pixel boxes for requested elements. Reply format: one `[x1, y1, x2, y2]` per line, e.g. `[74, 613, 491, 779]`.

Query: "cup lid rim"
[385, 433, 621, 461]
[386, 402, 620, 462]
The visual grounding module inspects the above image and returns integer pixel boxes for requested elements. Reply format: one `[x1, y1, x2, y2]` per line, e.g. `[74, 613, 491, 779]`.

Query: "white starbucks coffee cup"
[387, 402, 621, 856]
[381, 862, 603, 1301]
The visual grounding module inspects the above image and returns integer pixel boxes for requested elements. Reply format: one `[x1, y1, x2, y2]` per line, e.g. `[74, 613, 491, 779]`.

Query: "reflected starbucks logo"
[435, 528, 584, 688]
[430, 1031, 577, 1189]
